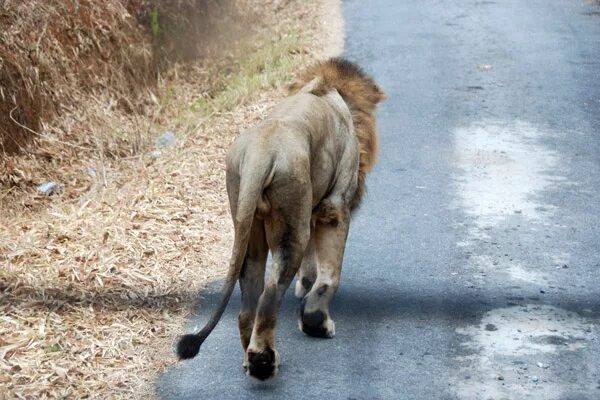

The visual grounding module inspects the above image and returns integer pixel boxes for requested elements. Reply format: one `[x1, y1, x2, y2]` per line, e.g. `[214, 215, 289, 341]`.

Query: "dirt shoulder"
[0, 1, 342, 398]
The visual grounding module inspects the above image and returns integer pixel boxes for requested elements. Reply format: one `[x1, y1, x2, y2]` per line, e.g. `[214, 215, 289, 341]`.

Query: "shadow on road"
[184, 278, 600, 325]
[4, 275, 598, 322]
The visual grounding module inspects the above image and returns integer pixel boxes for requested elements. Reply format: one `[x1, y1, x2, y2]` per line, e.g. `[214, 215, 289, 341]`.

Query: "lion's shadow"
[189, 277, 600, 328]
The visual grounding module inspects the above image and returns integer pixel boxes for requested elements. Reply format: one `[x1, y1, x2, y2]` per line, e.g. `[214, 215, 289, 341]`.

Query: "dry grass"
[0, 0, 155, 154]
[0, 0, 335, 398]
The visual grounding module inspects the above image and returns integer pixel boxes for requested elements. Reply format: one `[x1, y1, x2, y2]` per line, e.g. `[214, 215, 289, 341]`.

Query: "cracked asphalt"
[156, 1, 600, 398]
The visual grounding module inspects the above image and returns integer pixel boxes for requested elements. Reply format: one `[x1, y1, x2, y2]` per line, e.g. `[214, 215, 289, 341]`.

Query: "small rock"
[151, 150, 162, 159]
[536, 362, 548, 369]
[562, 264, 569, 269]
[87, 167, 97, 178]
[497, 374, 504, 381]
[37, 182, 62, 196]
[155, 131, 176, 148]
[532, 376, 539, 383]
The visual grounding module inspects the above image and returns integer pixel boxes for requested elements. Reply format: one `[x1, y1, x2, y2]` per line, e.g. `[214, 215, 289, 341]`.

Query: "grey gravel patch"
[452, 120, 563, 235]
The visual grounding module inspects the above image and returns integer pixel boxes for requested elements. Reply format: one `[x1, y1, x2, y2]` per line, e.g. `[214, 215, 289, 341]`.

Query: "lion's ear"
[288, 77, 326, 96]
[287, 80, 304, 95]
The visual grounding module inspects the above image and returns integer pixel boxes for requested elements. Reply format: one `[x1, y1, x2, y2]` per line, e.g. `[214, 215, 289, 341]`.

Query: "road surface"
[156, 0, 600, 398]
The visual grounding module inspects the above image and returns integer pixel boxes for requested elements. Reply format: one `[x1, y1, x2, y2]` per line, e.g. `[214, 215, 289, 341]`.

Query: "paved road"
[156, 1, 600, 398]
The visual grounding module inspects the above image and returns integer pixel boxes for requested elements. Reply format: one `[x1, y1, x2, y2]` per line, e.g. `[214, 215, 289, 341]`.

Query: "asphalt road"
[156, 1, 600, 398]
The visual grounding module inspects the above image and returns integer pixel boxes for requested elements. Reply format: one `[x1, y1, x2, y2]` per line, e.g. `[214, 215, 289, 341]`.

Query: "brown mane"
[288, 57, 385, 208]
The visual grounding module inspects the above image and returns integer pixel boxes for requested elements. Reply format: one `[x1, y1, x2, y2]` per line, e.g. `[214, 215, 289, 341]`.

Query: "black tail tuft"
[176, 334, 202, 360]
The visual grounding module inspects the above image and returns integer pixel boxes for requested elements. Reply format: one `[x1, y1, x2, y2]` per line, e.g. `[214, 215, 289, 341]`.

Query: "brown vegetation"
[0, 0, 154, 154]
[0, 0, 337, 398]
[0, 0, 255, 155]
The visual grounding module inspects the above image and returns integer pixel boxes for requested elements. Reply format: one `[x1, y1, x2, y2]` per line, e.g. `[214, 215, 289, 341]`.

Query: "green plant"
[150, 8, 161, 37]
[190, 33, 301, 114]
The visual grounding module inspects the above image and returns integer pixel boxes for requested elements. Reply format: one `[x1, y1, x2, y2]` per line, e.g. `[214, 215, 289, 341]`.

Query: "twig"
[9, 106, 91, 152]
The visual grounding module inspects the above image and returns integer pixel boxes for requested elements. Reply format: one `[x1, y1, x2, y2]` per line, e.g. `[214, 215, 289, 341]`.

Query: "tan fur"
[288, 58, 386, 209]
[177, 58, 384, 380]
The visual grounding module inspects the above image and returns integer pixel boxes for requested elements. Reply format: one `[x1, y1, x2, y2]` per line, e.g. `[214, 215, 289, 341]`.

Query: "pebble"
[37, 182, 62, 196]
[151, 150, 162, 159]
[532, 376, 539, 383]
[155, 131, 176, 148]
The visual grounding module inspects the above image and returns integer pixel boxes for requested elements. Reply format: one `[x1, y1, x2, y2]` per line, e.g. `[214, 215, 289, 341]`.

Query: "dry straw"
[1, 0, 328, 398]
[0, 0, 155, 153]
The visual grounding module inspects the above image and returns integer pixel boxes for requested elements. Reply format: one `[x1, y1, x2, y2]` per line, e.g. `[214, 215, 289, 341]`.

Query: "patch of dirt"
[320, 0, 345, 57]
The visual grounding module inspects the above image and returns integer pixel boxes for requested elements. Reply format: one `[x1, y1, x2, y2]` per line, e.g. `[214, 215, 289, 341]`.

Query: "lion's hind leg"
[246, 181, 312, 380]
[299, 208, 350, 338]
[238, 218, 268, 370]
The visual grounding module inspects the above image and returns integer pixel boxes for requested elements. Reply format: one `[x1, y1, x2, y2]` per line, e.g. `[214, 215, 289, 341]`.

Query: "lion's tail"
[176, 154, 272, 360]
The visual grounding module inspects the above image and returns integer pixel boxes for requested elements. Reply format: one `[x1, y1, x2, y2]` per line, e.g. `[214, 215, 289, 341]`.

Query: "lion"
[176, 57, 385, 380]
